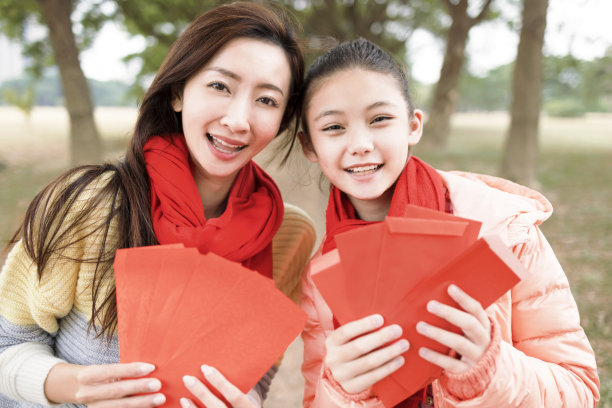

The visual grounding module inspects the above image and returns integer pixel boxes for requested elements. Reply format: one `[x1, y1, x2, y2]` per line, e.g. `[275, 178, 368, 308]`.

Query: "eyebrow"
[313, 101, 395, 121]
[206, 66, 284, 95]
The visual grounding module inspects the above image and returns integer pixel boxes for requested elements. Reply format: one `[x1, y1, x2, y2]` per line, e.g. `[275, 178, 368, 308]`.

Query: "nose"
[220, 95, 250, 134]
[347, 127, 374, 155]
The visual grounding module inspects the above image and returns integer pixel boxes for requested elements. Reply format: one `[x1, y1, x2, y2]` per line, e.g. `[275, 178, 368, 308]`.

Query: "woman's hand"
[324, 314, 409, 394]
[180, 365, 261, 408]
[416, 284, 491, 374]
[45, 362, 165, 407]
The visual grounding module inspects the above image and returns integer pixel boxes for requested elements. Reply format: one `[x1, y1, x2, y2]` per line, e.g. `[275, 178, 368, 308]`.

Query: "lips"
[207, 133, 247, 154]
[345, 164, 383, 176]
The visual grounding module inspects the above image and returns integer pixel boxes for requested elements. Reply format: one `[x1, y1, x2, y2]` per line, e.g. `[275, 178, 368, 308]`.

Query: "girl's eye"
[208, 82, 229, 93]
[257, 96, 279, 108]
[322, 124, 344, 132]
[371, 115, 392, 124]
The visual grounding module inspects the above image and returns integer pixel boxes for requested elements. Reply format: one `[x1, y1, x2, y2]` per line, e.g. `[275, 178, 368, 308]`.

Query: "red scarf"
[323, 156, 447, 254]
[323, 156, 445, 408]
[143, 134, 284, 278]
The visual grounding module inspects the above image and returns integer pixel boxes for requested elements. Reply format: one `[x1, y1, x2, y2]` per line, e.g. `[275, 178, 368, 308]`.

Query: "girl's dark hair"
[299, 38, 414, 144]
[8, 2, 304, 339]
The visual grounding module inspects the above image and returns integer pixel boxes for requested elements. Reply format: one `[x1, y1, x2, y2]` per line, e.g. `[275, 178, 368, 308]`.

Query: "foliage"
[0, 74, 133, 107]
[544, 98, 587, 118]
[457, 64, 513, 111]
[1, 82, 35, 118]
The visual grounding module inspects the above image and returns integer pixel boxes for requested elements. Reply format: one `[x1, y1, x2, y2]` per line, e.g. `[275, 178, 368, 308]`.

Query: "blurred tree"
[0, 0, 110, 165]
[421, 0, 496, 150]
[500, 0, 549, 186]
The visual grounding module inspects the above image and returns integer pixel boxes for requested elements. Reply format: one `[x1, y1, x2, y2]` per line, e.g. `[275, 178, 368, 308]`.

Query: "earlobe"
[298, 131, 318, 163]
[408, 109, 424, 145]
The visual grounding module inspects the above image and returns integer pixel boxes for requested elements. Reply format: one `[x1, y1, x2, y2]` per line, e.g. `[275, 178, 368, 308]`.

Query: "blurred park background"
[0, 0, 610, 406]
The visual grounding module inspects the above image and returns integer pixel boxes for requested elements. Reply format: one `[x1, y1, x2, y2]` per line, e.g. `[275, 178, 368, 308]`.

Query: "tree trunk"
[421, 15, 470, 149]
[38, 0, 101, 166]
[500, 0, 549, 186]
[422, 0, 493, 150]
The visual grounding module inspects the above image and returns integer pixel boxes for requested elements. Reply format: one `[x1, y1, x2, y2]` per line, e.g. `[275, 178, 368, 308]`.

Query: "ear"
[298, 131, 318, 163]
[407, 109, 424, 146]
[171, 87, 183, 112]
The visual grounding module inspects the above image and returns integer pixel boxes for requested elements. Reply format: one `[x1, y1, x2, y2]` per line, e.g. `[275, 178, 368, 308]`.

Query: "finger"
[416, 321, 482, 364]
[180, 398, 197, 408]
[201, 365, 254, 407]
[419, 347, 470, 374]
[77, 363, 156, 384]
[426, 300, 489, 346]
[336, 339, 409, 381]
[327, 314, 385, 346]
[448, 284, 490, 330]
[88, 393, 166, 408]
[342, 324, 403, 361]
[341, 355, 405, 394]
[183, 375, 226, 408]
[74, 378, 162, 404]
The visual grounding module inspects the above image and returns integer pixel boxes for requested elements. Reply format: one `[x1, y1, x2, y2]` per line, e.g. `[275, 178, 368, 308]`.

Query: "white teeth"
[208, 134, 245, 153]
[346, 164, 381, 175]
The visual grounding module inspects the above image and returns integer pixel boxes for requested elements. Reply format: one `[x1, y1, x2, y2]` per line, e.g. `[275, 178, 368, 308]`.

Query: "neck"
[348, 187, 394, 222]
[193, 168, 239, 220]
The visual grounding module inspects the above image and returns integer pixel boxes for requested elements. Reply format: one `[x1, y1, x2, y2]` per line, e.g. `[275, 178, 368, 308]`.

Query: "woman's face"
[173, 37, 291, 185]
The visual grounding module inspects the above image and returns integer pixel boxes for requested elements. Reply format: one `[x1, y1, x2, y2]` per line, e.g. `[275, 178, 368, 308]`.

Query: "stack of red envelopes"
[114, 244, 307, 407]
[310, 205, 527, 407]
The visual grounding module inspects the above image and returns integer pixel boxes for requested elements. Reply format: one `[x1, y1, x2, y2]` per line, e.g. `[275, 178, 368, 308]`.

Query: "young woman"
[0, 3, 315, 407]
[297, 39, 599, 407]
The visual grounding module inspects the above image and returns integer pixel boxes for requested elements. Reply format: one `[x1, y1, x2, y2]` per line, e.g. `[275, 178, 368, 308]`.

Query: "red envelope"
[310, 207, 526, 407]
[374, 235, 527, 407]
[114, 246, 307, 407]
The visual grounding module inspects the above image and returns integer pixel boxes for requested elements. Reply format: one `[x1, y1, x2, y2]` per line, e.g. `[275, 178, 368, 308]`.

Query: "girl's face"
[303, 68, 423, 218]
[173, 37, 291, 185]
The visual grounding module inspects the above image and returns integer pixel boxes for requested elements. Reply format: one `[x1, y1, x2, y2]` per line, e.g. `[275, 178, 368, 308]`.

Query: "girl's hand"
[416, 284, 491, 374]
[324, 314, 409, 394]
[180, 365, 261, 408]
[45, 362, 165, 407]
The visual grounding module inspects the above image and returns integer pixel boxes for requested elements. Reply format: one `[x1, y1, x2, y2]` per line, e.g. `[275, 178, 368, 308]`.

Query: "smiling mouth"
[207, 134, 247, 154]
[345, 164, 383, 176]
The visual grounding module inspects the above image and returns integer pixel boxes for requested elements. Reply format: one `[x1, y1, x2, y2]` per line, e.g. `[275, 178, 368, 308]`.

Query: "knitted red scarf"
[143, 134, 284, 278]
[322, 156, 445, 408]
[323, 156, 447, 254]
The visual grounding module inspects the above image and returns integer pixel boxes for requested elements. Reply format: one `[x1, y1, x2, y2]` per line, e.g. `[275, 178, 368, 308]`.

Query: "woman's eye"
[371, 115, 392, 124]
[257, 96, 279, 107]
[209, 82, 229, 92]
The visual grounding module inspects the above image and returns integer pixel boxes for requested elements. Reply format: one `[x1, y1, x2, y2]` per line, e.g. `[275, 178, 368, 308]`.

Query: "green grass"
[0, 108, 610, 406]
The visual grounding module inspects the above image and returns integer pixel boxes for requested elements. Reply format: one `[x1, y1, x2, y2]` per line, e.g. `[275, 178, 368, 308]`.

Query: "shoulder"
[439, 170, 553, 247]
[272, 203, 317, 302]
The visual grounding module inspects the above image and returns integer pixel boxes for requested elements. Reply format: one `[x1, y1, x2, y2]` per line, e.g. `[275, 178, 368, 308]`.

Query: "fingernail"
[139, 363, 155, 374]
[148, 379, 161, 391]
[201, 364, 214, 376]
[394, 356, 405, 367]
[389, 324, 402, 337]
[449, 284, 459, 295]
[180, 398, 191, 408]
[371, 314, 384, 327]
[398, 339, 410, 352]
[183, 375, 196, 387]
[427, 300, 440, 313]
[419, 348, 430, 358]
[416, 321, 428, 334]
[152, 394, 166, 406]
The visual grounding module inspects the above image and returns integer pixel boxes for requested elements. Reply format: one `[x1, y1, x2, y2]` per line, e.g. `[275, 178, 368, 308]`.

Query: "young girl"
[297, 39, 599, 407]
[0, 3, 315, 407]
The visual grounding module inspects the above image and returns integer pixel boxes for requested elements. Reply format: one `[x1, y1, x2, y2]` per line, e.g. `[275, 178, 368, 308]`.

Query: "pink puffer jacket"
[300, 171, 600, 407]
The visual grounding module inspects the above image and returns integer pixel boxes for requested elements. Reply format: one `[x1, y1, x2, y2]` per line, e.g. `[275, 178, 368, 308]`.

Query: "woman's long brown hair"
[8, 2, 304, 340]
